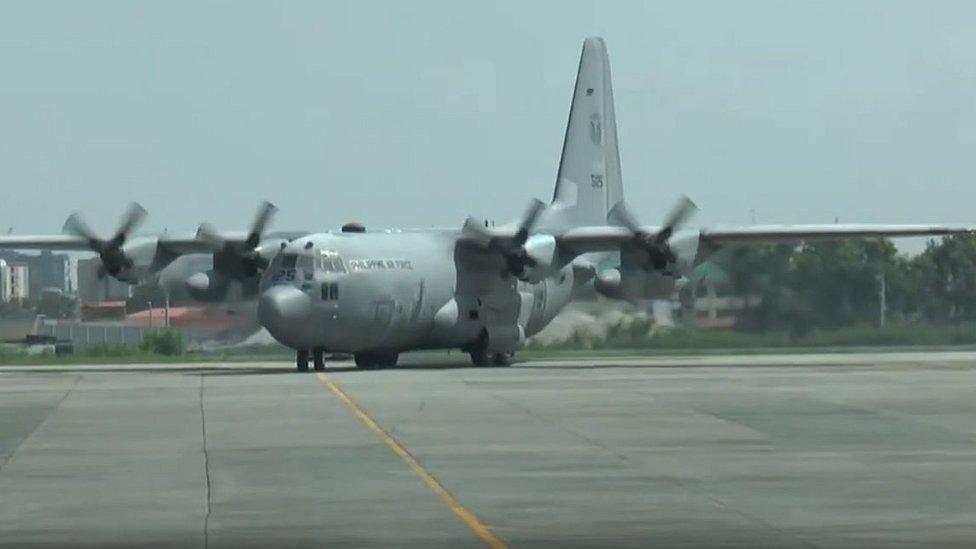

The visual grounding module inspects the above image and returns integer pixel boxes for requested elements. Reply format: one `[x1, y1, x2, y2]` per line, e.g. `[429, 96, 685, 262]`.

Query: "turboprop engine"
[184, 201, 280, 303]
[594, 196, 701, 301]
[516, 234, 558, 283]
[462, 199, 570, 283]
[62, 202, 149, 283]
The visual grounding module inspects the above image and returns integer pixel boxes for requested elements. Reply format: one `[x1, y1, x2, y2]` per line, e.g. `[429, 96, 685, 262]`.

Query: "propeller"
[611, 195, 698, 271]
[464, 198, 547, 278]
[62, 202, 148, 279]
[196, 201, 278, 278]
[504, 198, 547, 277]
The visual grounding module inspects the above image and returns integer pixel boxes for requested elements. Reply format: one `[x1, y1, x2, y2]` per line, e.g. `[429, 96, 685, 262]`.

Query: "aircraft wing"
[550, 226, 635, 253]
[458, 219, 522, 250]
[548, 223, 976, 254]
[0, 234, 223, 254]
[0, 235, 91, 251]
[697, 224, 976, 247]
[155, 235, 225, 255]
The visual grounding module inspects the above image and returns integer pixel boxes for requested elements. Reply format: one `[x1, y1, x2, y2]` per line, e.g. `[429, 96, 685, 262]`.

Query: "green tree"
[789, 239, 895, 328]
[911, 235, 976, 322]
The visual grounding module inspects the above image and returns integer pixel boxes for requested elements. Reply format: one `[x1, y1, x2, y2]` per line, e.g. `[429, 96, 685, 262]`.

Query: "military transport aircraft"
[2, 37, 973, 371]
[254, 37, 976, 371]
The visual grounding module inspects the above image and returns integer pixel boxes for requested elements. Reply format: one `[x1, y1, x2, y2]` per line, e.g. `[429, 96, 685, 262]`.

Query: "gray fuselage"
[256, 230, 580, 354]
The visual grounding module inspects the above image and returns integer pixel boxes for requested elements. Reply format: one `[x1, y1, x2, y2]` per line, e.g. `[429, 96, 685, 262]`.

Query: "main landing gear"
[469, 348, 515, 367]
[296, 348, 327, 372]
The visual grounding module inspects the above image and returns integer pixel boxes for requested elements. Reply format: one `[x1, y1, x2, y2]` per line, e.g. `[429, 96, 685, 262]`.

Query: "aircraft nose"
[258, 285, 312, 337]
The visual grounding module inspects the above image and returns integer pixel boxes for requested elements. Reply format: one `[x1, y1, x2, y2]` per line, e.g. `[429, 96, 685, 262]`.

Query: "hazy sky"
[1, 1, 974, 249]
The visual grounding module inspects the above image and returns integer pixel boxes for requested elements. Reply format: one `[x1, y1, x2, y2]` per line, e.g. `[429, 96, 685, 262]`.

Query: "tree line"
[694, 234, 976, 333]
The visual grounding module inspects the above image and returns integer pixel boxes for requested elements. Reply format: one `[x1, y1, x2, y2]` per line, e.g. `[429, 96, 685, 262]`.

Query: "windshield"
[280, 253, 298, 269]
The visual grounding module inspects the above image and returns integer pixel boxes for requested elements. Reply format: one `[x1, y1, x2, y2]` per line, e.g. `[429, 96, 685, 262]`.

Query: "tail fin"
[549, 37, 625, 228]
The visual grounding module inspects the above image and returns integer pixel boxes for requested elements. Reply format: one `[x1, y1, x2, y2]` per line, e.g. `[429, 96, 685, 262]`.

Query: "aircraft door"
[369, 300, 394, 344]
[409, 280, 425, 322]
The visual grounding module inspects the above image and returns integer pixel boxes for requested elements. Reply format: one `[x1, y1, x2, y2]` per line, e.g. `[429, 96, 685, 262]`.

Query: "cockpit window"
[281, 253, 298, 269]
[319, 251, 347, 273]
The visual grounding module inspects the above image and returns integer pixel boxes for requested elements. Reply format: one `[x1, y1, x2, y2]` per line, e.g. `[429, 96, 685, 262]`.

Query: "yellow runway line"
[315, 372, 507, 549]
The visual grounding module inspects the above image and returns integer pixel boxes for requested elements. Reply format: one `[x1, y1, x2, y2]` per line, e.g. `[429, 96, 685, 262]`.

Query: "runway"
[2, 351, 976, 548]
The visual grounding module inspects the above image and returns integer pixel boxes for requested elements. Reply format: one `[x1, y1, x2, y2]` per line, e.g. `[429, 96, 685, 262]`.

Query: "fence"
[38, 322, 159, 352]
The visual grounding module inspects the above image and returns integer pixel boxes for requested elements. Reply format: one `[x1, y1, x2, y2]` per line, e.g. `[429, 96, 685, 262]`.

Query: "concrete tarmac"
[2, 351, 976, 548]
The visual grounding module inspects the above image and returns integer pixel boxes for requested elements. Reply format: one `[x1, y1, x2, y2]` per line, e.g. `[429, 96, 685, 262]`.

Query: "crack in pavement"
[0, 374, 81, 473]
[199, 375, 213, 549]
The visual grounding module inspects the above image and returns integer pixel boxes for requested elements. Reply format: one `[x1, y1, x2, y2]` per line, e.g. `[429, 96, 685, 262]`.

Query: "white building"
[0, 259, 29, 302]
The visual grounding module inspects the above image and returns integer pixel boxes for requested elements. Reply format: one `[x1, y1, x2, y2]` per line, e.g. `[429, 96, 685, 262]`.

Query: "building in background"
[29, 250, 72, 296]
[0, 250, 72, 297]
[0, 258, 29, 303]
[77, 257, 131, 302]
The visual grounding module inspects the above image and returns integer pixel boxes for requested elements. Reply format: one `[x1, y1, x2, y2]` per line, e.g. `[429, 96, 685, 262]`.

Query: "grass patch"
[0, 340, 294, 366]
[527, 319, 976, 353]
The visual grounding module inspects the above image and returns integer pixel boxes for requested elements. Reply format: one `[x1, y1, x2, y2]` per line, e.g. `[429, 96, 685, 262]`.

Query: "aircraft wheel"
[313, 348, 326, 371]
[354, 352, 377, 369]
[492, 352, 515, 366]
[296, 349, 310, 372]
[469, 349, 491, 367]
[377, 352, 399, 368]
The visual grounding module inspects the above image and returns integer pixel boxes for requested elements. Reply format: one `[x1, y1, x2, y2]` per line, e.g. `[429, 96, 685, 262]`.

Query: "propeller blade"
[60, 204, 145, 281]
[655, 195, 697, 244]
[62, 212, 101, 246]
[115, 202, 148, 240]
[110, 202, 148, 246]
[246, 201, 277, 248]
[195, 222, 226, 251]
[608, 197, 698, 272]
[609, 201, 643, 235]
[514, 198, 546, 244]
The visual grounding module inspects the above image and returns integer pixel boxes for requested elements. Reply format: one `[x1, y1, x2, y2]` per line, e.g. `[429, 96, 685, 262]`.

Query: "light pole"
[878, 270, 887, 328]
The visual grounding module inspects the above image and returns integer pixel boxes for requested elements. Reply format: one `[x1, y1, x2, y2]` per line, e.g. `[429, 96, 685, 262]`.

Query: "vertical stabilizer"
[549, 37, 625, 228]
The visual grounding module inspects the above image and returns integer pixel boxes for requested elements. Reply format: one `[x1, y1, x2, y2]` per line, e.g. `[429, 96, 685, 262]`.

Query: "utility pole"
[878, 271, 887, 328]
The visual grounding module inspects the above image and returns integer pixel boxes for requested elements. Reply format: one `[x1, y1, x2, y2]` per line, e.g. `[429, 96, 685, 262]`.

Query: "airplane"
[2, 38, 972, 370]
[0, 201, 305, 302]
[254, 37, 976, 371]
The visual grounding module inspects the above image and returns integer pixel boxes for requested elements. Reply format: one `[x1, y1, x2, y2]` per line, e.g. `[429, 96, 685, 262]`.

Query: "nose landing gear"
[296, 348, 327, 372]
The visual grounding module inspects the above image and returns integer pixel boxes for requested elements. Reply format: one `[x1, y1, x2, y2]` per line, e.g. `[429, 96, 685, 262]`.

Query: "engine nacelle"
[517, 234, 559, 283]
[594, 267, 677, 301]
[186, 270, 231, 302]
[594, 268, 622, 297]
